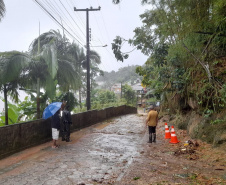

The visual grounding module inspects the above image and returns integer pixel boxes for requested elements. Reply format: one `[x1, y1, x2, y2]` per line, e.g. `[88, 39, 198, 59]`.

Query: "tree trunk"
[182, 42, 212, 83]
[79, 88, 82, 109]
[4, 84, 8, 125]
[78, 64, 82, 109]
[37, 78, 40, 119]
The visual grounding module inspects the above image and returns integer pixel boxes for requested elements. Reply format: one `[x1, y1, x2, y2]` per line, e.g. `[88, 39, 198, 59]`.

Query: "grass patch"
[133, 177, 140, 180]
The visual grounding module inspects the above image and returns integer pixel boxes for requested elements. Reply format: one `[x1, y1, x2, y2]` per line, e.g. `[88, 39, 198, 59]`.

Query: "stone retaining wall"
[0, 105, 137, 159]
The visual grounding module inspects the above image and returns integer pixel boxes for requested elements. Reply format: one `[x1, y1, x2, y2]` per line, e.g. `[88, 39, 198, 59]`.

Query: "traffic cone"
[171, 125, 175, 133]
[165, 123, 171, 139]
[169, 127, 180, 144]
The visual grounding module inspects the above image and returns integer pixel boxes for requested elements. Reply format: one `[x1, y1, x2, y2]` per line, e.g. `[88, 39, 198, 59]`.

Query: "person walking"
[61, 105, 72, 142]
[51, 109, 61, 148]
[146, 105, 158, 143]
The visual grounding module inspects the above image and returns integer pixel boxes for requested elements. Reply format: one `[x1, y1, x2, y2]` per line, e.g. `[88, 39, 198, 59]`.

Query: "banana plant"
[0, 51, 32, 125]
[28, 30, 80, 116]
[0, 0, 6, 22]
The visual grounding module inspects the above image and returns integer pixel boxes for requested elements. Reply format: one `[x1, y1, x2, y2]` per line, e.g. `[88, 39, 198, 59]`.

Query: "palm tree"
[0, 51, 32, 125]
[89, 50, 103, 90]
[29, 30, 80, 113]
[29, 30, 103, 112]
[67, 43, 86, 108]
[30, 30, 80, 89]
[0, 0, 6, 22]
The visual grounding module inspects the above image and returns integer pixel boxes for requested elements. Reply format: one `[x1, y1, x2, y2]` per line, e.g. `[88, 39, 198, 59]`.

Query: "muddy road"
[0, 113, 225, 185]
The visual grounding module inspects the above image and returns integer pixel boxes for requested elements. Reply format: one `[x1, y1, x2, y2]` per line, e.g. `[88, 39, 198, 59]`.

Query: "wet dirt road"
[0, 113, 225, 185]
[0, 114, 146, 185]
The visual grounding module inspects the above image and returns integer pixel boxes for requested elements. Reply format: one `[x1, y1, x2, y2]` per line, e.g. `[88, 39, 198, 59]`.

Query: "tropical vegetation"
[112, 0, 226, 116]
[0, 30, 103, 125]
[0, 0, 5, 22]
[95, 65, 141, 89]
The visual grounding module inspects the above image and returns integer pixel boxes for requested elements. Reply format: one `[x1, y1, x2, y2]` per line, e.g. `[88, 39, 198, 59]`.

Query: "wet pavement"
[0, 114, 146, 185]
[0, 113, 225, 185]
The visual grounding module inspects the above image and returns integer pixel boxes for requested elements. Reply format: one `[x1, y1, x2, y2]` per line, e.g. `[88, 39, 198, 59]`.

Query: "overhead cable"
[33, 0, 85, 48]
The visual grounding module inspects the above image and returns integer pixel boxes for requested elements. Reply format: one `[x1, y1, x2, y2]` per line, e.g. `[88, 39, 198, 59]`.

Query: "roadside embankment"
[162, 110, 226, 150]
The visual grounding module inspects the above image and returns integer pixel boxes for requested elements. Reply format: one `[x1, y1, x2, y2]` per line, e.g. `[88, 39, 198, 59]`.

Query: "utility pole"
[74, 6, 101, 110]
[120, 82, 122, 99]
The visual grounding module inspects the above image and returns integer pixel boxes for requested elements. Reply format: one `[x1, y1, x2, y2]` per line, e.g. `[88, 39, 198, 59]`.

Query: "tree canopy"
[112, 0, 226, 113]
[0, 0, 5, 22]
[0, 29, 104, 125]
[95, 65, 141, 89]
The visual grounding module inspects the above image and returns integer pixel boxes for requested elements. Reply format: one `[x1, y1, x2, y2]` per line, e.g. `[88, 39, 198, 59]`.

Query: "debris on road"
[174, 140, 199, 159]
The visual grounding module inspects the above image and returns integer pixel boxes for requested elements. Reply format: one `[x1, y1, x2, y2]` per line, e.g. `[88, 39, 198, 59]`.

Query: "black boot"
[62, 136, 65, 141]
[153, 133, 156, 143]
[148, 134, 152, 143]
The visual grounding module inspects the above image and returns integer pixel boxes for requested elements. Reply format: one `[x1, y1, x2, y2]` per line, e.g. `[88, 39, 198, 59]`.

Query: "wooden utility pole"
[121, 82, 122, 99]
[74, 7, 101, 110]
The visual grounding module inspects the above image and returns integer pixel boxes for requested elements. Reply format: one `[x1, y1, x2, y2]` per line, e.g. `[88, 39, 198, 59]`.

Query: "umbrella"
[42, 102, 62, 119]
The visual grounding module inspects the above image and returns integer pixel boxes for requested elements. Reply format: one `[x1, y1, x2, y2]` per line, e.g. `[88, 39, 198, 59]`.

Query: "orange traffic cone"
[171, 125, 175, 133]
[169, 126, 180, 144]
[165, 123, 171, 139]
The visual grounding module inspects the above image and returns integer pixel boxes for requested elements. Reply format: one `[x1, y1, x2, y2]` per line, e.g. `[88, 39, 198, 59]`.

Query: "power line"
[58, 0, 86, 38]
[40, 0, 85, 44]
[35, 0, 123, 72]
[96, 0, 111, 43]
[67, 0, 86, 29]
[47, 0, 85, 43]
[33, 0, 85, 48]
[85, 1, 122, 70]
[87, 0, 107, 46]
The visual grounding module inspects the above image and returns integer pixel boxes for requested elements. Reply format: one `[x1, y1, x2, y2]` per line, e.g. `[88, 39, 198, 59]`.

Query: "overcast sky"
[0, 0, 149, 72]
[0, 0, 150, 110]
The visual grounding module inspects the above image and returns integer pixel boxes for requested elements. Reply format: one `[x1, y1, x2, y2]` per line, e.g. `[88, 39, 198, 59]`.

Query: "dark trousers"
[148, 126, 156, 142]
[148, 126, 156, 134]
[62, 122, 71, 141]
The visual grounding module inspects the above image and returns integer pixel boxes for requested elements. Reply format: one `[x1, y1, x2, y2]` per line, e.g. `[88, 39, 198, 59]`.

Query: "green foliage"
[72, 106, 87, 113]
[112, 0, 120, 4]
[146, 97, 157, 103]
[219, 84, 226, 107]
[112, 36, 129, 62]
[126, 0, 226, 114]
[0, 29, 104, 125]
[96, 65, 141, 90]
[204, 109, 214, 118]
[122, 84, 136, 106]
[28, 30, 80, 97]
[18, 95, 38, 120]
[0, 0, 6, 22]
[53, 92, 78, 112]
[133, 177, 140, 180]
[210, 119, 224, 125]
[0, 51, 33, 124]
[0, 51, 31, 85]
[91, 89, 117, 105]
[0, 98, 22, 125]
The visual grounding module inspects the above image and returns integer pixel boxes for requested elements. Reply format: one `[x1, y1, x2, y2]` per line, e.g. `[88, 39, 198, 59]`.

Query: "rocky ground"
[0, 111, 225, 185]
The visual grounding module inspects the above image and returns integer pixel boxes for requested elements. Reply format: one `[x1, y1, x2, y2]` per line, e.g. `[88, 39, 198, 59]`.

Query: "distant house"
[131, 83, 146, 95]
[131, 80, 147, 107]
[111, 83, 121, 94]
[110, 80, 147, 97]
